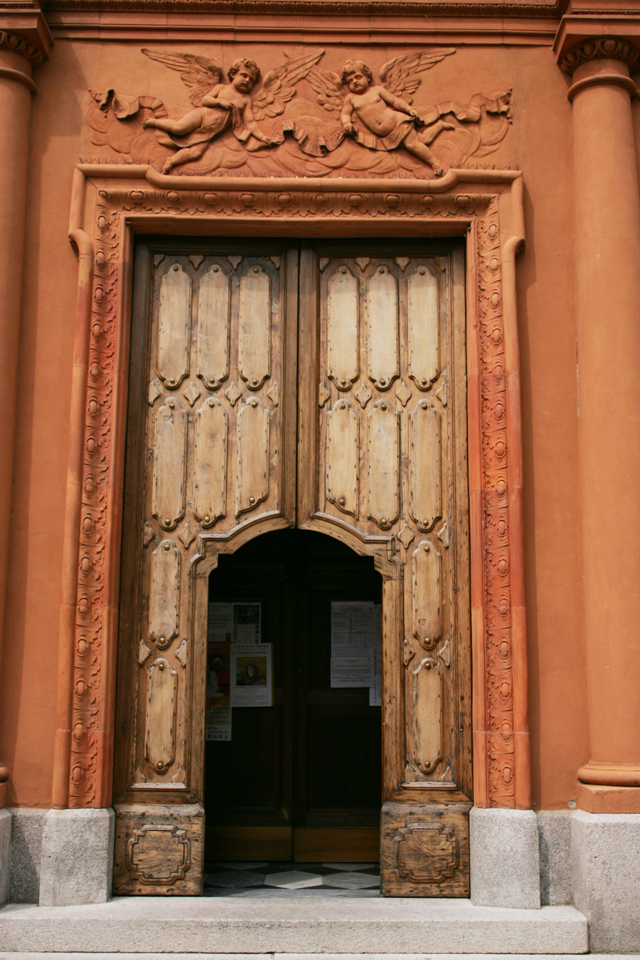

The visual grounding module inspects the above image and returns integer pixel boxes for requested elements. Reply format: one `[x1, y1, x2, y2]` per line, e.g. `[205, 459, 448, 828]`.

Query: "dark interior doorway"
[204, 528, 383, 862]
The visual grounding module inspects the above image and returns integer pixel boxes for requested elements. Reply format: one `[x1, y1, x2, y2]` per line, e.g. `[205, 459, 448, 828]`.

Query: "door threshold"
[204, 860, 380, 897]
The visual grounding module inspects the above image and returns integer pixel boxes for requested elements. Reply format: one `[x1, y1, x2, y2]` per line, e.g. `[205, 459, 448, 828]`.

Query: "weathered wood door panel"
[298, 243, 471, 896]
[113, 242, 297, 895]
[114, 238, 470, 898]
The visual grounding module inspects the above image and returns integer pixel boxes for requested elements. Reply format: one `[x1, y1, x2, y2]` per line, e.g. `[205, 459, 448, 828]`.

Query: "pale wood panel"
[197, 265, 229, 390]
[327, 264, 359, 390]
[409, 399, 441, 532]
[236, 398, 270, 516]
[409, 656, 443, 778]
[158, 264, 191, 389]
[193, 398, 227, 526]
[152, 399, 187, 530]
[145, 657, 178, 774]
[238, 264, 271, 389]
[148, 540, 180, 648]
[408, 264, 439, 390]
[412, 540, 442, 649]
[326, 399, 359, 517]
[367, 265, 398, 390]
[367, 400, 400, 528]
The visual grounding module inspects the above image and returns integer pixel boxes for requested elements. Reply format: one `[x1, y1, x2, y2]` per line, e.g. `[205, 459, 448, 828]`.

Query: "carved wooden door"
[113, 238, 470, 898]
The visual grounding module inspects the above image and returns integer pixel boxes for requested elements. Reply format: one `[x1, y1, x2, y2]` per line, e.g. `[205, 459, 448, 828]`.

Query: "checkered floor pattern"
[203, 861, 381, 897]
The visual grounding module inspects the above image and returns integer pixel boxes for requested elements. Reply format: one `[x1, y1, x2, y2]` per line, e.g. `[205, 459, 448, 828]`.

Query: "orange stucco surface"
[0, 32, 590, 809]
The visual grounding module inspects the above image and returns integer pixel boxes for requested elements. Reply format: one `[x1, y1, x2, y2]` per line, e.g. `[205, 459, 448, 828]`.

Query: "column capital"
[0, 4, 52, 69]
[560, 37, 640, 76]
[555, 12, 640, 75]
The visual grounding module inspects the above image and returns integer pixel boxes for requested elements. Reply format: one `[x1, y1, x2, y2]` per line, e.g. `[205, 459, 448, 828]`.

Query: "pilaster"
[0, 1, 51, 808]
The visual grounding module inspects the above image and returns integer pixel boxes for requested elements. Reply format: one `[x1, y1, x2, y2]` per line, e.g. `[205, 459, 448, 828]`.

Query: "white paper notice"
[331, 602, 377, 658]
[331, 656, 373, 688]
[231, 643, 272, 707]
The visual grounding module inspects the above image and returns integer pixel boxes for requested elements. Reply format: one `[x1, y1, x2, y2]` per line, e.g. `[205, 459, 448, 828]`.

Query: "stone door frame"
[55, 164, 527, 823]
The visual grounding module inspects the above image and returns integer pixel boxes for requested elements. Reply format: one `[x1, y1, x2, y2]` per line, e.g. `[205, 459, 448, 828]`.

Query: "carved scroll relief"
[158, 264, 191, 389]
[197, 264, 229, 390]
[236, 399, 270, 516]
[412, 541, 442, 648]
[326, 399, 359, 517]
[149, 540, 180, 649]
[368, 401, 400, 529]
[238, 265, 271, 390]
[409, 399, 441, 532]
[152, 399, 186, 530]
[408, 265, 439, 390]
[327, 266, 359, 390]
[367, 265, 398, 390]
[410, 657, 443, 775]
[194, 398, 227, 527]
[145, 657, 178, 774]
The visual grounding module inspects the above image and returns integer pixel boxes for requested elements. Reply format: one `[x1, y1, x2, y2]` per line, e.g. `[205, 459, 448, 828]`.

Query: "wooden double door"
[114, 236, 472, 896]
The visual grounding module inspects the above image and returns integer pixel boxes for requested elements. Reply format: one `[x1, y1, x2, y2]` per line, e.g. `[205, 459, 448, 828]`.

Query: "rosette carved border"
[61, 164, 527, 811]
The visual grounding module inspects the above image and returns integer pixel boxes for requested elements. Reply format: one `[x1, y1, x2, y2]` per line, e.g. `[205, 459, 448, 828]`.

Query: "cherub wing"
[251, 48, 325, 120]
[142, 49, 223, 107]
[380, 48, 456, 103]
[306, 64, 345, 115]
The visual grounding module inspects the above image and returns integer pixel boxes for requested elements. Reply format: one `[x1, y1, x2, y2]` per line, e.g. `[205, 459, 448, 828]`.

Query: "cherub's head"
[342, 60, 373, 94]
[228, 58, 260, 93]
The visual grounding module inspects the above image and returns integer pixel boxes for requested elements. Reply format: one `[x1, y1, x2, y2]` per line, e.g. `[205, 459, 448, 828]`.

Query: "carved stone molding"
[43, 0, 566, 18]
[63, 165, 526, 811]
[560, 37, 640, 76]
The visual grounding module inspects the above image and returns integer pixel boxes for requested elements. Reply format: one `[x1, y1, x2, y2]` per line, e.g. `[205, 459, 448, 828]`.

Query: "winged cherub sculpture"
[307, 50, 458, 176]
[140, 48, 324, 174]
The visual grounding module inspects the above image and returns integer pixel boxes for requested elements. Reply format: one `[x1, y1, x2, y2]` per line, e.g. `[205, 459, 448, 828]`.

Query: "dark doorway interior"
[204, 528, 383, 862]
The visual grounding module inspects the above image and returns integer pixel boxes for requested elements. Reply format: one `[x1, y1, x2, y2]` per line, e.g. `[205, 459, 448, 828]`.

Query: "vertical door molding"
[62, 169, 526, 899]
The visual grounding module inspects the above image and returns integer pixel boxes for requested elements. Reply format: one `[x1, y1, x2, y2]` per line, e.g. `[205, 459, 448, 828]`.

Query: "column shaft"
[572, 56, 640, 794]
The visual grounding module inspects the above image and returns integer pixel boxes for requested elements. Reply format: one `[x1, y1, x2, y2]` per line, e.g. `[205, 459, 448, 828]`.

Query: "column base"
[572, 808, 640, 951]
[578, 781, 640, 813]
[0, 809, 10, 905]
[39, 808, 114, 906]
[470, 807, 541, 908]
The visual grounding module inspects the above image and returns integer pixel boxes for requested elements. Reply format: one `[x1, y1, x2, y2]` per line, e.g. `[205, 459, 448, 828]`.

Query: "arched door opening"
[205, 527, 382, 864]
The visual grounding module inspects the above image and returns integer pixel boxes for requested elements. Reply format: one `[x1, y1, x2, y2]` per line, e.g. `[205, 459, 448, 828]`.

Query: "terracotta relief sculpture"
[86, 47, 512, 178]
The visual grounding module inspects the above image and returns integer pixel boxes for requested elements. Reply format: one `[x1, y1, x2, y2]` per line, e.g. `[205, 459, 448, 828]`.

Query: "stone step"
[0, 899, 587, 954]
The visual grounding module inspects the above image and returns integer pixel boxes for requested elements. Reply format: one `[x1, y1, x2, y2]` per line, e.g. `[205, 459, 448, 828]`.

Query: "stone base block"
[537, 810, 572, 905]
[113, 803, 204, 896]
[39, 808, 115, 906]
[8, 807, 45, 903]
[572, 808, 640, 951]
[380, 801, 471, 897]
[0, 809, 10, 906]
[470, 807, 541, 909]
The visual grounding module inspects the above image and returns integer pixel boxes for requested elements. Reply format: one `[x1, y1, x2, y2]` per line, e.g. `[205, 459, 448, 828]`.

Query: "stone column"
[559, 33, 640, 952]
[560, 37, 640, 813]
[0, 6, 51, 806]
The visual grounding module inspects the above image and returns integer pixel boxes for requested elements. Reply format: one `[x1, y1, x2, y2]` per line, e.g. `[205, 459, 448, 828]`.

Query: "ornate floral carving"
[0, 30, 44, 66]
[67, 171, 522, 811]
[85, 48, 512, 179]
[560, 38, 640, 76]
[476, 198, 516, 806]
